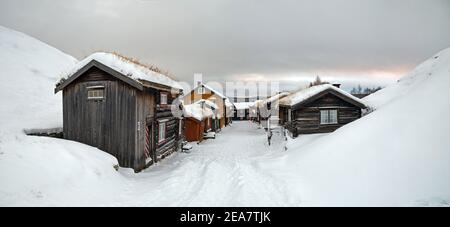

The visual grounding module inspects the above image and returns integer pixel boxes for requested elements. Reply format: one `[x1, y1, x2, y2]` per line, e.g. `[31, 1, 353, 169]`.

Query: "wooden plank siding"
[63, 69, 137, 168]
[184, 118, 205, 142]
[282, 93, 362, 136]
[62, 65, 182, 172]
[135, 87, 156, 168]
[154, 91, 183, 160]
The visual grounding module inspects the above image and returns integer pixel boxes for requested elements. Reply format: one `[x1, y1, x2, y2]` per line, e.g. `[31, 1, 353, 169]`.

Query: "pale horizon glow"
[229, 69, 404, 91]
[0, 0, 449, 90]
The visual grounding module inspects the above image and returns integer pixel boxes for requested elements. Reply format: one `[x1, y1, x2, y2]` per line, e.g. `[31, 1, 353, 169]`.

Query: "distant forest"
[350, 85, 383, 95]
[309, 75, 383, 95]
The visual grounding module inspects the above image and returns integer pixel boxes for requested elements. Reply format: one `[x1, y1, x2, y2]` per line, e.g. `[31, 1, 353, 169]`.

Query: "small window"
[158, 122, 166, 143]
[198, 87, 205, 94]
[320, 109, 338, 124]
[160, 92, 168, 105]
[87, 88, 104, 100]
[287, 109, 292, 122]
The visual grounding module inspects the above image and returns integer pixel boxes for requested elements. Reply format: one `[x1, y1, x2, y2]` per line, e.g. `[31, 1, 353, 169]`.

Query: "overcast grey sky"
[1, 0, 449, 91]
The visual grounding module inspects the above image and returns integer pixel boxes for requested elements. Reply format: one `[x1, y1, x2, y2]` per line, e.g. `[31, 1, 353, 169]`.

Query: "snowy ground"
[116, 121, 304, 207]
[1, 121, 313, 206]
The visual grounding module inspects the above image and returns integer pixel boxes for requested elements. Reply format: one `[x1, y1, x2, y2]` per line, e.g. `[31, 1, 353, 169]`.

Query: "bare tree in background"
[309, 75, 329, 87]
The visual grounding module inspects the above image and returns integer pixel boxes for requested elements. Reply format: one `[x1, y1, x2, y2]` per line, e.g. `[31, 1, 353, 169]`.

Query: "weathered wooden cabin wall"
[62, 67, 137, 168]
[279, 107, 288, 124]
[61, 65, 183, 171]
[135, 88, 156, 169]
[154, 91, 182, 160]
[283, 93, 362, 136]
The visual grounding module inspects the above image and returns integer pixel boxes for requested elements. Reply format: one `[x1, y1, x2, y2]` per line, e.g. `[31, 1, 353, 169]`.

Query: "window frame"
[160, 92, 168, 106]
[320, 109, 338, 125]
[158, 121, 167, 143]
[287, 109, 292, 122]
[87, 86, 105, 101]
[197, 87, 205, 95]
[329, 109, 338, 124]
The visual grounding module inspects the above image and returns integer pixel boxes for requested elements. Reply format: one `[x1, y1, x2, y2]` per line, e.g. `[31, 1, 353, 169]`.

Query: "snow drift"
[0, 25, 77, 134]
[0, 26, 125, 206]
[363, 51, 444, 110]
[278, 47, 450, 206]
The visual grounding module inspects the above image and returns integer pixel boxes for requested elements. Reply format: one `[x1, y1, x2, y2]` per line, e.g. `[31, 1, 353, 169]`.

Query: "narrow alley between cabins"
[114, 121, 305, 206]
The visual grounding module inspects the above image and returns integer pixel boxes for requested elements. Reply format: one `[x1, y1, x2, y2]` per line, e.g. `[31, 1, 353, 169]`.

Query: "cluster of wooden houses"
[55, 52, 235, 171]
[182, 83, 234, 142]
[242, 84, 367, 137]
[55, 52, 367, 172]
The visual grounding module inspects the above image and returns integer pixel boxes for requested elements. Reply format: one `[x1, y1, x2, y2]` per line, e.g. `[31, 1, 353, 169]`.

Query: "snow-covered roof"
[249, 100, 262, 108]
[257, 92, 290, 107]
[279, 84, 366, 108]
[224, 98, 234, 108]
[233, 102, 255, 110]
[194, 99, 219, 110]
[266, 92, 290, 103]
[200, 83, 227, 99]
[183, 103, 214, 121]
[190, 83, 234, 110]
[57, 52, 182, 90]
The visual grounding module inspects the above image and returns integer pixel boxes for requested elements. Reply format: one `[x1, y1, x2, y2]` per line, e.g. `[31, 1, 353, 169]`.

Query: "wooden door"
[87, 99, 104, 148]
[144, 122, 155, 164]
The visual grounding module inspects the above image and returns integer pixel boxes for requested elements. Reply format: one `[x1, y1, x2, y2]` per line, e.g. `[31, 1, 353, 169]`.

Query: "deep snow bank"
[0, 25, 77, 134]
[363, 50, 443, 110]
[0, 26, 124, 206]
[279, 48, 450, 206]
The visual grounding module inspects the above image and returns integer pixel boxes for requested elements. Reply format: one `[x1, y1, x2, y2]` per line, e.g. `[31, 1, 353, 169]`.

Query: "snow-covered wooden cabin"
[255, 92, 290, 128]
[232, 102, 255, 120]
[279, 84, 367, 137]
[183, 102, 214, 142]
[55, 52, 184, 172]
[184, 83, 234, 129]
[194, 99, 221, 132]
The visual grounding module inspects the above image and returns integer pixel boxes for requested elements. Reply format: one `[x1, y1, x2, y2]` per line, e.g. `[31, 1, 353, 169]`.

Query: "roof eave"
[54, 60, 144, 93]
[139, 79, 183, 94]
[290, 88, 367, 110]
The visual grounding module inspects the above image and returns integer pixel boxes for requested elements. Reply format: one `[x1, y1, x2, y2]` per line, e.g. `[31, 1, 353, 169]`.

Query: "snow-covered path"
[115, 121, 302, 206]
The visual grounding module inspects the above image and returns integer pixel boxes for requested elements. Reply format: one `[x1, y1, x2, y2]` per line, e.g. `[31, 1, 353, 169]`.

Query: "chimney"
[332, 83, 341, 88]
[194, 73, 203, 87]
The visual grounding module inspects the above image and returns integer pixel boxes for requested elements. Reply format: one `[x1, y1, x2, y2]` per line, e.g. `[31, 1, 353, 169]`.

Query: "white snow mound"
[0, 26, 123, 206]
[0, 25, 77, 134]
[278, 47, 450, 206]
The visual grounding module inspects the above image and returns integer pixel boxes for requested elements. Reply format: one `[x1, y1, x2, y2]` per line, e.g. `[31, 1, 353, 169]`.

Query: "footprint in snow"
[29, 68, 41, 75]
[31, 190, 44, 199]
[94, 169, 102, 176]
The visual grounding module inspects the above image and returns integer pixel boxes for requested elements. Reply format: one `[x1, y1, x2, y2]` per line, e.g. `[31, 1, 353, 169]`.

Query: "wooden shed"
[55, 52, 184, 172]
[183, 103, 214, 142]
[194, 99, 220, 132]
[279, 84, 367, 137]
